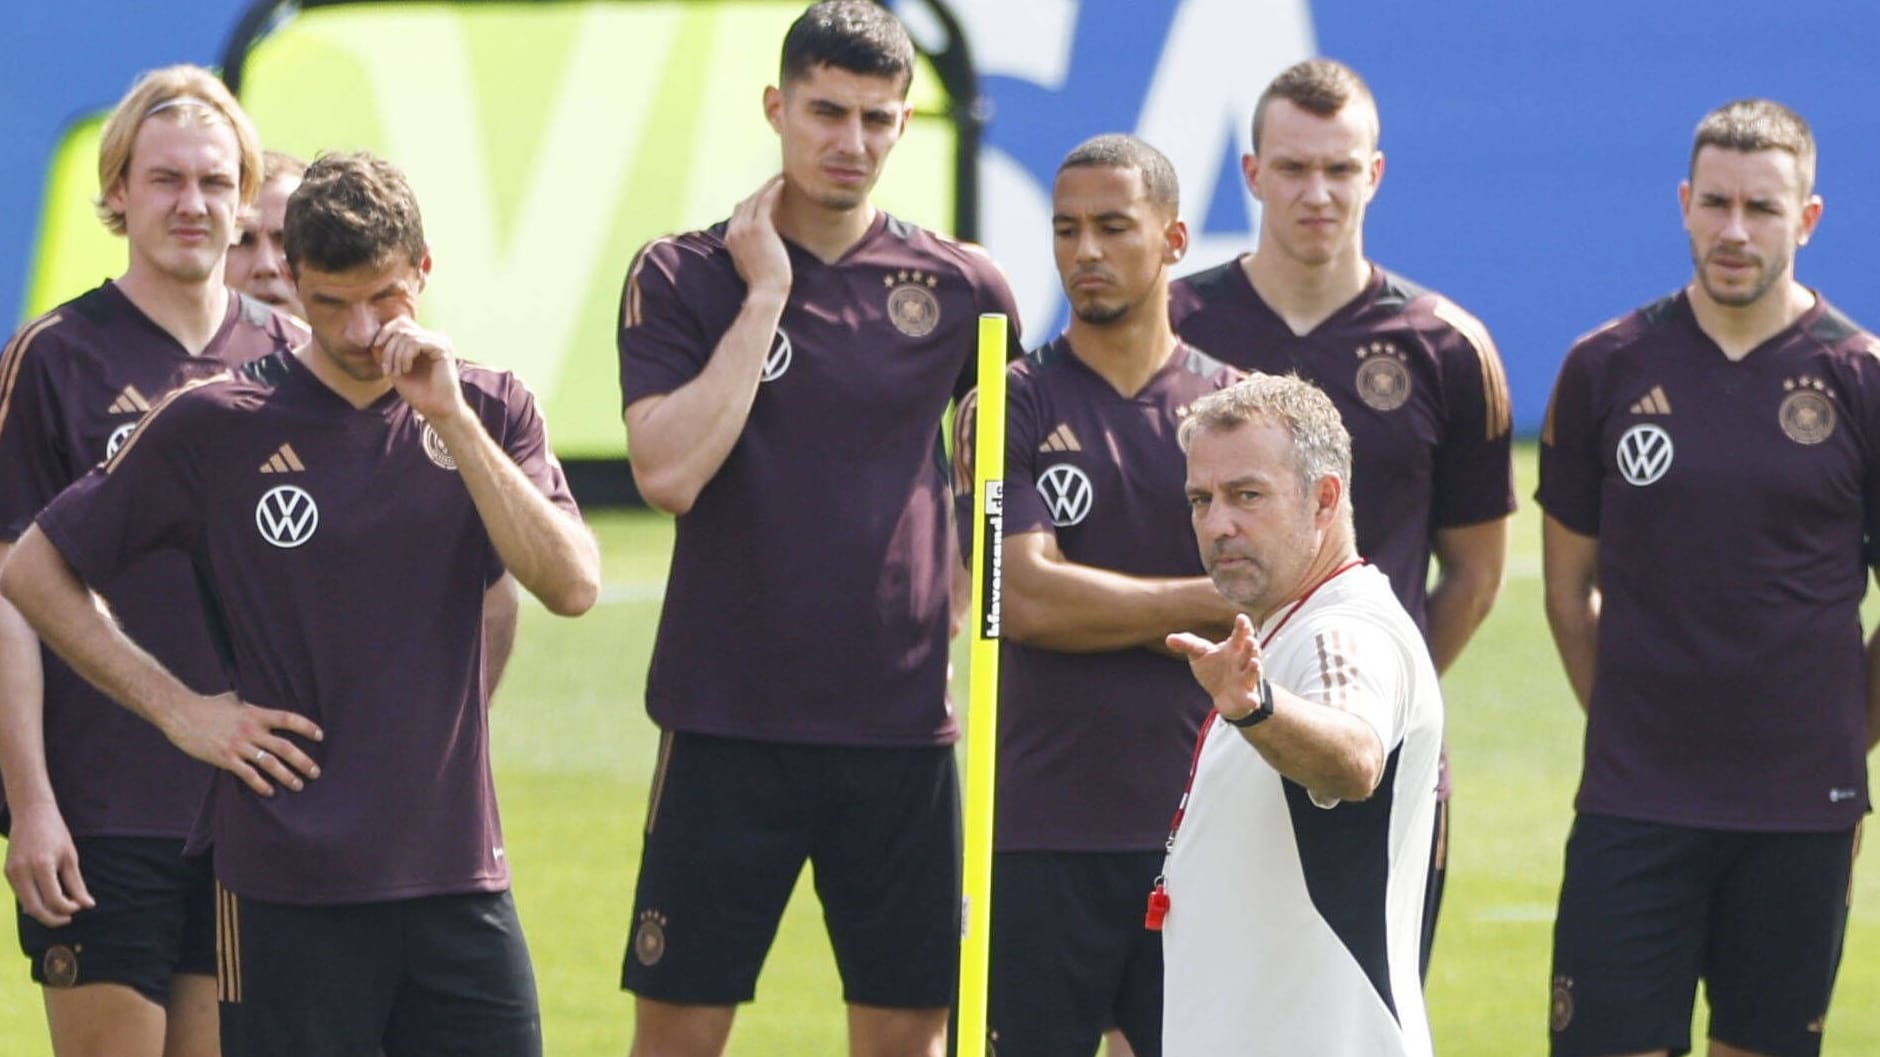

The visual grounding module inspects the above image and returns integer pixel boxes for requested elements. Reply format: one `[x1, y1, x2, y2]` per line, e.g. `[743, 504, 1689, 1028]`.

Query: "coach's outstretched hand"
[1167, 613, 1266, 718]
[162, 690, 324, 797]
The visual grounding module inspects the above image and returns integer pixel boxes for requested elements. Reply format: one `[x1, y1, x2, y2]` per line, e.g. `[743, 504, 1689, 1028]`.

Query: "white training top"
[1162, 563, 1443, 1057]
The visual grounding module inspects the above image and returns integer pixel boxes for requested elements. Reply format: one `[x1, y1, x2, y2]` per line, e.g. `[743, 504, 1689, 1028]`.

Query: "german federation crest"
[1354, 340, 1411, 411]
[883, 269, 941, 337]
[255, 485, 319, 548]
[1615, 424, 1672, 486]
[1037, 463, 1094, 526]
[1779, 377, 1835, 445]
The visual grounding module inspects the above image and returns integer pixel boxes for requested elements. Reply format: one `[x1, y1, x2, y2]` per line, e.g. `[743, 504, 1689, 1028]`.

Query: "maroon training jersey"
[34, 350, 579, 903]
[1170, 261, 1516, 632]
[618, 212, 1020, 747]
[965, 337, 1236, 851]
[0, 283, 302, 838]
[1537, 291, 1878, 831]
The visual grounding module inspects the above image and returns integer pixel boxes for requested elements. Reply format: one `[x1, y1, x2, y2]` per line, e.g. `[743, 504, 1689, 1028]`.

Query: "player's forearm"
[626, 288, 787, 515]
[1425, 562, 1502, 674]
[0, 528, 197, 740]
[1231, 686, 1385, 803]
[1425, 518, 1510, 673]
[1542, 589, 1598, 712]
[1005, 562, 1238, 652]
[1542, 516, 1600, 712]
[431, 416, 600, 618]
[482, 574, 519, 698]
[0, 571, 56, 815]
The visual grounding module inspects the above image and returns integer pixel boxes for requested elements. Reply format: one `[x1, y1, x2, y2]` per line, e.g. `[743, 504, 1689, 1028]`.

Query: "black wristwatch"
[1222, 676, 1275, 728]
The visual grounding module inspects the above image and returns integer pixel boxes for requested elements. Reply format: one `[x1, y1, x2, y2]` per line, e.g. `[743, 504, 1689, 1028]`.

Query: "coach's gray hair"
[1179, 374, 1352, 497]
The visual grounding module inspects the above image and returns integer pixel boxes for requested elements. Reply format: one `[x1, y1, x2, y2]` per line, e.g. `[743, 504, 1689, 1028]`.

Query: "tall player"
[1169, 58, 1514, 969]
[615, 3, 1019, 1054]
[2, 150, 599, 1057]
[0, 65, 294, 1057]
[1539, 99, 1873, 1057]
[949, 134, 1237, 1057]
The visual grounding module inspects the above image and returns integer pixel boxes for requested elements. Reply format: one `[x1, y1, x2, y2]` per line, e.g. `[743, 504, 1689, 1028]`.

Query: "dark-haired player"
[616, 2, 1019, 1053]
[0, 64, 294, 1057]
[951, 133, 1236, 1057]
[2, 151, 600, 1057]
[224, 147, 522, 700]
[1539, 98, 1874, 1057]
[1170, 58, 1514, 972]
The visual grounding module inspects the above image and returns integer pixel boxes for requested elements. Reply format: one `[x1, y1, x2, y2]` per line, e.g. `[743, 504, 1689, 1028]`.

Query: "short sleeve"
[1535, 342, 1604, 536]
[999, 369, 1054, 538]
[1276, 617, 1411, 751]
[495, 377, 579, 521]
[1853, 348, 1880, 567]
[950, 362, 1052, 560]
[617, 238, 717, 410]
[1428, 299, 1517, 529]
[0, 325, 74, 540]
[34, 386, 209, 588]
[1265, 612, 1414, 809]
[950, 248, 1025, 403]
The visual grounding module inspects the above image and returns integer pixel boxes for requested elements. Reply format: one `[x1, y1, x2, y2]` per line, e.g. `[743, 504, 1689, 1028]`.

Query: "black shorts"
[1549, 814, 1858, 1057]
[217, 887, 540, 1057]
[14, 835, 214, 1003]
[623, 731, 961, 1008]
[986, 850, 1164, 1057]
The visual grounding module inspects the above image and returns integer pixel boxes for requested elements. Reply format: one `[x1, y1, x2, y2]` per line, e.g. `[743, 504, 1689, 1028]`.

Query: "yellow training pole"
[957, 313, 1007, 1057]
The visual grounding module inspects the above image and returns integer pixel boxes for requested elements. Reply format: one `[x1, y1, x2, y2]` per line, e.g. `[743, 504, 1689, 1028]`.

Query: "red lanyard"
[1144, 559, 1364, 931]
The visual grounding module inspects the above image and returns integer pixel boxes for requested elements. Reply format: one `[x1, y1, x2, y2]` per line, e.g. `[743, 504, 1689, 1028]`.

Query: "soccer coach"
[1158, 374, 1442, 1057]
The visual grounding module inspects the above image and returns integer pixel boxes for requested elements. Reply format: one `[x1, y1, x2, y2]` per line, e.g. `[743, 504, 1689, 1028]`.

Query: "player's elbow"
[999, 591, 1051, 645]
[539, 574, 599, 618]
[543, 548, 603, 618]
[1541, 580, 1594, 641]
[630, 462, 701, 517]
[0, 531, 57, 616]
[999, 590, 1088, 649]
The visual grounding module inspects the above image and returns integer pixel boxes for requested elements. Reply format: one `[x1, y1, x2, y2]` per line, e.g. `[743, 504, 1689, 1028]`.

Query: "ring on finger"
[254, 748, 269, 764]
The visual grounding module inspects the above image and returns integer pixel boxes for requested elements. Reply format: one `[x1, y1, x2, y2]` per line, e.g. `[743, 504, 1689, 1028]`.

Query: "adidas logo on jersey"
[259, 443, 306, 474]
[1628, 386, 1672, 415]
[107, 386, 151, 415]
[1038, 423, 1083, 453]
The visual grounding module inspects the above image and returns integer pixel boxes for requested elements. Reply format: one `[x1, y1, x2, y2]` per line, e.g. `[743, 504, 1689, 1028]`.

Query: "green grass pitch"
[2, 442, 1876, 1054]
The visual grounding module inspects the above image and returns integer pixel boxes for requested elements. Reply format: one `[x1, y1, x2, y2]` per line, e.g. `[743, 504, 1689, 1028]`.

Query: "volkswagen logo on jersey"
[761, 328, 792, 383]
[1615, 424, 1673, 486]
[255, 485, 320, 548]
[104, 422, 135, 459]
[1037, 463, 1095, 526]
